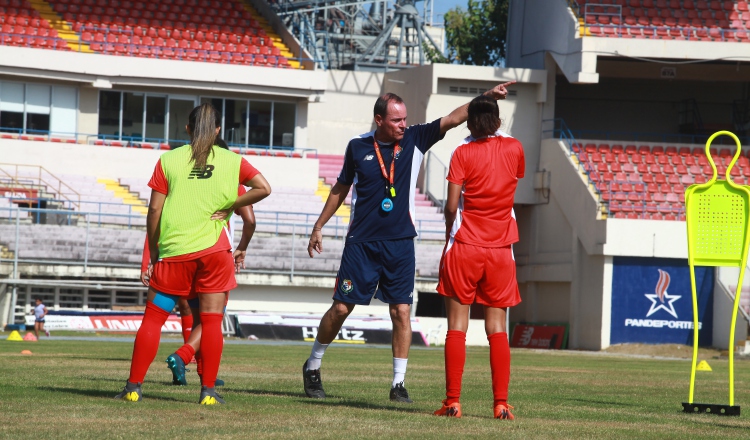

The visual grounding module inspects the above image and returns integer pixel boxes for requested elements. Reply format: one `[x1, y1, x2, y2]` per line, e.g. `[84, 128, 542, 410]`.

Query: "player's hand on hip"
[233, 249, 246, 273]
[308, 229, 323, 258]
[211, 208, 232, 221]
[488, 81, 516, 100]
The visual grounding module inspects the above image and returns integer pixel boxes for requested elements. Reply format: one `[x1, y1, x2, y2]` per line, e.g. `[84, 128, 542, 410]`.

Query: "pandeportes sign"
[610, 256, 713, 346]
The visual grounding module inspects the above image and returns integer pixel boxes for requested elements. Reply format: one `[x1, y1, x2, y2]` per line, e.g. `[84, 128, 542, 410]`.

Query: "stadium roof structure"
[272, 0, 441, 71]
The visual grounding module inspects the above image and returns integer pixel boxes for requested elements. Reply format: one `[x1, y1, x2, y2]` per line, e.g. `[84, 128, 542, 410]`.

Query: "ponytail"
[187, 103, 220, 170]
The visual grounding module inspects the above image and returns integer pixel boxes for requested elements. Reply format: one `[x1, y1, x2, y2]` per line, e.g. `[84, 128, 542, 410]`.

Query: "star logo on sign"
[644, 269, 681, 319]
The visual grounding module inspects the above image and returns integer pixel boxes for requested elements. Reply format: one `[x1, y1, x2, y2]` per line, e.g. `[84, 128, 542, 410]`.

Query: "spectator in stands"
[433, 95, 524, 420]
[33, 298, 49, 338]
[139, 137, 257, 387]
[115, 103, 271, 405]
[303, 81, 516, 403]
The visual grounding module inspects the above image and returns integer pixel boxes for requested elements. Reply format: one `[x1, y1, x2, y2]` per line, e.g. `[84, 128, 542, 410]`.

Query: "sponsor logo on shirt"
[188, 165, 215, 179]
[393, 146, 402, 160]
[365, 155, 374, 161]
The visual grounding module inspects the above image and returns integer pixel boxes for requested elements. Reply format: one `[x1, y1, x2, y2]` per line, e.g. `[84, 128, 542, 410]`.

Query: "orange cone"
[23, 333, 37, 341]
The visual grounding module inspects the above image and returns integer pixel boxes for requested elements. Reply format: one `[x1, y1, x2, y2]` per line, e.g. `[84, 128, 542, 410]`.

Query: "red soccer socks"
[181, 314, 193, 343]
[444, 330, 467, 406]
[488, 331, 511, 406]
[175, 344, 196, 365]
[198, 313, 224, 388]
[128, 301, 169, 383]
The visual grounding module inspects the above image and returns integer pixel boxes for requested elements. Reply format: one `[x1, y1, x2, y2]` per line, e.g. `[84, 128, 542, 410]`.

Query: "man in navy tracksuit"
[303, 82, 515, 402]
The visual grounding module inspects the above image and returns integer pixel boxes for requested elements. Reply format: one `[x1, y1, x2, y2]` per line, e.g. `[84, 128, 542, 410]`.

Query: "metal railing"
[0, 126, 318, 156]
[0, 205, 444, 280]
[566, 129, 750, 146]
[424, 151, 448, 210]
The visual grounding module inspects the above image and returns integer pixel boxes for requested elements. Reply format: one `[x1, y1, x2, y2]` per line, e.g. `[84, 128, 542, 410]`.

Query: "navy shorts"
[333, 238, 415, 305]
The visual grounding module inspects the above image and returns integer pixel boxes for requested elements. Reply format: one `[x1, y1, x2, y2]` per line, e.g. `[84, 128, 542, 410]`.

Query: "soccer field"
[2, 337, 750, 439]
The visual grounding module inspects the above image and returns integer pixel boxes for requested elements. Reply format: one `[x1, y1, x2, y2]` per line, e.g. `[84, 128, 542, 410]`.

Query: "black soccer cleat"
[114, 381, 142, 402]
[389, 382, 413, 403]
[303, 360, 326, 399]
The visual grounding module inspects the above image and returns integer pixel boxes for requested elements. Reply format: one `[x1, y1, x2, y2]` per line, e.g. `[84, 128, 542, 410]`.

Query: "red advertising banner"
[1, 187, 39, 199]
[25, 314, 182, 332]
[510, 323, 568, 349]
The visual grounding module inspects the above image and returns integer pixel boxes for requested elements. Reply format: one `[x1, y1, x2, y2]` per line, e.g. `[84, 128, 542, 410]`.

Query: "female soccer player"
[139, 138, 257, 387]
[115, 103, 271, 405]
[433, 95, 524, 420]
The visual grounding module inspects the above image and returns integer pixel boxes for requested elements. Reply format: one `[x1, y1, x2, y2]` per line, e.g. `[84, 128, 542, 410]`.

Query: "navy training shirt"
[338, 118, 443, 244]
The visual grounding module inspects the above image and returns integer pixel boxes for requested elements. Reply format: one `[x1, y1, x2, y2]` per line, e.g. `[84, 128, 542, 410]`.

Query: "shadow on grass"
[63, 356, 132, 362]
[37, 386, 183, 402]
[230, 387, 424, 413]
[568, 398, 638, 407]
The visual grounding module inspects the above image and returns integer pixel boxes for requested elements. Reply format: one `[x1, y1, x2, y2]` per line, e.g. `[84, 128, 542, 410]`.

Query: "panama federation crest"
[393, 145, 402, 160]
[645, 269, 681, 318]
[341, 279, 353, 294]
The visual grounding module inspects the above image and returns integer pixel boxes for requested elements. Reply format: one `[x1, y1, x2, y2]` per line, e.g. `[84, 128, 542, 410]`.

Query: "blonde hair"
[187, 103, 220, 170]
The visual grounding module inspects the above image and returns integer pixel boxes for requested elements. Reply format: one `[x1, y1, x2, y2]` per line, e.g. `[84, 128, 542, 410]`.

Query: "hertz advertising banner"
[610, 257, 713, 346]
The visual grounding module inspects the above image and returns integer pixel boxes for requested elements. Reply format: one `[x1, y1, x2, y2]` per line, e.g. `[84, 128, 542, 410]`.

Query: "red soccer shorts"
[150, 250, 237, 296]
[437, 241, 521, 308]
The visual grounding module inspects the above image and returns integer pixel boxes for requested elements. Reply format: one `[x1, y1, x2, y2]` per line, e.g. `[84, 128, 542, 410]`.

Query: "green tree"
[443, 0, 508, 66]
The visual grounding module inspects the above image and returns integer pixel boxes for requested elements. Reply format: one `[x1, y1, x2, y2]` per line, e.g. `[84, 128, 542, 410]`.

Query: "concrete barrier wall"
[0, 139, 319, 190]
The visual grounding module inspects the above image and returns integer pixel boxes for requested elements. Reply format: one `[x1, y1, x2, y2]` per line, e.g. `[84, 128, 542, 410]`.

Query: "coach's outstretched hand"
[486, 81, 516, 100]
[308, 229, 323, 258]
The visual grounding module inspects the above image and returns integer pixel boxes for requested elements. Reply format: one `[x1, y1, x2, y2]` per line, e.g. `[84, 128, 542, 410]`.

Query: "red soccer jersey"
[446, 131, 525, 247]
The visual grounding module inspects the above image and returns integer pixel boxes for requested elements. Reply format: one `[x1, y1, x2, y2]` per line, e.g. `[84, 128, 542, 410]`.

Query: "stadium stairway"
[35, 0, 298, 68]
[237, 0, 297, 67]
[97, 178, 148, 215]
[27, 0, 93, 52]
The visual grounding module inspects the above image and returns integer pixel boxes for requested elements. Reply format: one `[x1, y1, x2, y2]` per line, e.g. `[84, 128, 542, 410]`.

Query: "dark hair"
[215, 137, 228, 150]
[187, 103, 220, 169]
[373, 93, 404, 118]
[35, 298, 42, 302]
[467, 95, 501, 138]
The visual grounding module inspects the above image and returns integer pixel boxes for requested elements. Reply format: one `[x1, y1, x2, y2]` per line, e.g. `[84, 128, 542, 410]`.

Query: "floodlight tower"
[353, 0, 442, 71]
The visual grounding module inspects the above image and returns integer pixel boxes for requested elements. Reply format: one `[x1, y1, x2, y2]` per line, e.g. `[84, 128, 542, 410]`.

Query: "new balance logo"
[365, 155, 374, 160]
[188, 165, 215, 179]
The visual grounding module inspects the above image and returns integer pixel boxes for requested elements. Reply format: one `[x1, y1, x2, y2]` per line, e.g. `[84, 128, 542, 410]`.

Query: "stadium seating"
[577, 0, 750, 42]
[0, 0, 70, 50]
[41, 0, 296, 67]
[571, 140, 750, 220]
[0, 223, 442, 277]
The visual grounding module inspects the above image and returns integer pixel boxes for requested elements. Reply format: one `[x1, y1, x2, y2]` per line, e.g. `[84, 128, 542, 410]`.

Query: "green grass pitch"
[1, 336, 750, 439]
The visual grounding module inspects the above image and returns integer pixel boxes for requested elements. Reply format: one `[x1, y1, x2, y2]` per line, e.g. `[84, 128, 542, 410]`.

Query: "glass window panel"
[145, 95, 166, 141]
[26, 84, 51, 114]
[224, 99, 246, 147]
[0, 111, 24, 132]
[26, 113, 50, 133]
[168, 99, 195, 148]
[122, 92, 144, 141]
[0, 81, 24, 112]
[248, 101, 271, 147]
[50, 86, 77, 136]
[272, 102, 295, 148]
[87, 291, 111, 309]
[98, 91, 121, 138]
